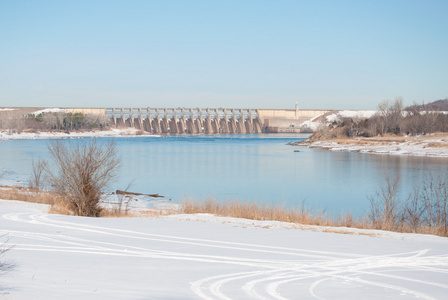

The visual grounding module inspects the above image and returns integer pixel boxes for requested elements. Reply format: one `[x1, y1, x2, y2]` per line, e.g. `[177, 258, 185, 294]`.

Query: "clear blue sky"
[1, 0, 447, 109]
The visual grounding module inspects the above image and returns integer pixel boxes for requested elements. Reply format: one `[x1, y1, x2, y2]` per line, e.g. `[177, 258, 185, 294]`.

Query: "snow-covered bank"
[0, 128, 158, 141]
[1, 200, 447, 299]
[296, 134, 448, 158]
[299, 110, 377, 132]
[29, 108, 68, 115]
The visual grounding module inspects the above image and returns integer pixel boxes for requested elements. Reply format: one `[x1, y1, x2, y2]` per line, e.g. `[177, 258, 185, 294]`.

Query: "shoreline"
[0, 129, 310, 141]
[0, 127, 159, 141]
[292, 133, 448, 158]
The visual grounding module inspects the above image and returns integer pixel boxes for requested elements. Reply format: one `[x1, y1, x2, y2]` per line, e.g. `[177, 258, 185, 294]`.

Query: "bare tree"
[0, 111, 25, 133]
[85, 113, 111, 129]
[46, 139, 120, 217]
[28, 159, 48, 194]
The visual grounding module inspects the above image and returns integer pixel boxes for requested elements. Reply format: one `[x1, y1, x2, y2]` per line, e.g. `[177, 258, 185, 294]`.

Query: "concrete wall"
[297, 109, 332, 118]
[258, 108, 332, 132]
[258, 109, 297, 119]
[65, 108, 106, 115]
[258, 109, 331, 120]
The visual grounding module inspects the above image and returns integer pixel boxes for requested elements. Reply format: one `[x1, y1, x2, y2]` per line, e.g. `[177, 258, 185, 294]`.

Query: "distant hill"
[406, 99, 448, 111]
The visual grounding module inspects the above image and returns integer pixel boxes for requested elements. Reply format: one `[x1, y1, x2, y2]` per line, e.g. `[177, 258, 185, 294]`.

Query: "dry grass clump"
[0, 186, 60, 205]
[48, 198, 74, 215]
[425, 142, 447, 148]
[0, 186, 78, 216]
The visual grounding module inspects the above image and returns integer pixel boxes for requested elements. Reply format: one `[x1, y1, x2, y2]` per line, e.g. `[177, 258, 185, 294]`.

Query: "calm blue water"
[1, 134, 447, 216]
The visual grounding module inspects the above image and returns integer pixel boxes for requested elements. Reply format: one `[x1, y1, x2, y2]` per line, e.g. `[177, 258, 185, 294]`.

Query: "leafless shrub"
[46, 139, 120, 217]
[369, 173, 448, 236]
[28, 159, 48, 193]
[402, 179, 443, 235]
[115, 180, 135, 215]
[402, 186, 426, 232]
[413, 175, 448, 236]
[0, 234, 14, 274]
[368, 174, 401, 231]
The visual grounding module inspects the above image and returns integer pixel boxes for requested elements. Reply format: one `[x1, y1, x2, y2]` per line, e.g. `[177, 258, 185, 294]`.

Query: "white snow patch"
[299, 114, 325, 131]
[30, 108, 68, 115]
[326, 110, 377, 123]
[298, 110, 377, 132]
[0, 108, 15, 111]
[1, 200, 448, 299]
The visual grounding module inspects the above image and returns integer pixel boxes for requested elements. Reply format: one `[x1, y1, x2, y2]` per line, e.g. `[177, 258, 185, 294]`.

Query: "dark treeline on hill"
[0, 111, 111, 133]
[316, 98, 448, 139]
[414, 99, 448, 111]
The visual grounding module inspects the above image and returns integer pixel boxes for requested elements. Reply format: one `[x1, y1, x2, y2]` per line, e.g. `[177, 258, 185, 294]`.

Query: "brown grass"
[180, 198, 361, 228]
[179, 198, 448, 237]
[48, 199, 74, 215]
[0, 186, 60, 205]
[3, 186, 447, 237]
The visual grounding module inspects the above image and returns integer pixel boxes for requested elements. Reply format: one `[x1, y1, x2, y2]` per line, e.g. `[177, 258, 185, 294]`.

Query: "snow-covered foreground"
[1, 200, 448, 299]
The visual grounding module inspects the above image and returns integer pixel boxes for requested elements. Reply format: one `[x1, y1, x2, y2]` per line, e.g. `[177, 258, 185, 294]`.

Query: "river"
[1, 134, 447, 216]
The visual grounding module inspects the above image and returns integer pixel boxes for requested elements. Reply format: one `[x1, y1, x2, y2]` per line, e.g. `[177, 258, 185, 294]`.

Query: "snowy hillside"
[1, 200, 447, 299]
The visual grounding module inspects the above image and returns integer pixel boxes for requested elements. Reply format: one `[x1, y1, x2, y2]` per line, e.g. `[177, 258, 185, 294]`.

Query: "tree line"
[323, 98, 448, 138]
[0, 111, 111, 133]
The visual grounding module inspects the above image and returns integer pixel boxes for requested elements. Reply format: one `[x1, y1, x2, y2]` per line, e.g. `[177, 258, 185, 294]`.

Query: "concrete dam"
[108, 107, 263, 134]
[67, 105, 332, 134]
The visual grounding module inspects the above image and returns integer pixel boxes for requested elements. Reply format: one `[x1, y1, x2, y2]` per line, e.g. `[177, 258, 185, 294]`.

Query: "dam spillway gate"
[106, 108, 263, 134]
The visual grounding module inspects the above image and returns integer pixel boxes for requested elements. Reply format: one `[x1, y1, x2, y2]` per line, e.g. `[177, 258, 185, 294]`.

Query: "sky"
[0, 0, 447, 110]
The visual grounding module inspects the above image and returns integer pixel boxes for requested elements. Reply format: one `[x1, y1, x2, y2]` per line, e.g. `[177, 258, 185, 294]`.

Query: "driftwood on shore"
[115, 190, 164, 198]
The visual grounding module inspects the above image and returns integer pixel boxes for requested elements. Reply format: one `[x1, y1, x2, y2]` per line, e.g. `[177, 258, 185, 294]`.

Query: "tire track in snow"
[3, 212, 448, 299]
[7, 212, 366, 260]
[265, 250, 448, 300]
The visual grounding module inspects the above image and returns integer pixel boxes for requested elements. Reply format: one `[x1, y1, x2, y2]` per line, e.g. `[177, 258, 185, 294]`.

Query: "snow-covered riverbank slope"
[1, 200, 447, 299]
[294, 134, 448, 158]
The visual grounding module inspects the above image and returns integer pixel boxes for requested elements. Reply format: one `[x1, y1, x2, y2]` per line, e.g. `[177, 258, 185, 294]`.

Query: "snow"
[30, 108, 68, 115]
[305, 135, 448, 158]
[0, 108, 15, 112]
[1, 200, 447, 299]
[299, 114, 327, 132]
[326, 110, 377, 123]
[298, 110, 377, 132]
[0, 128, 158, 141]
